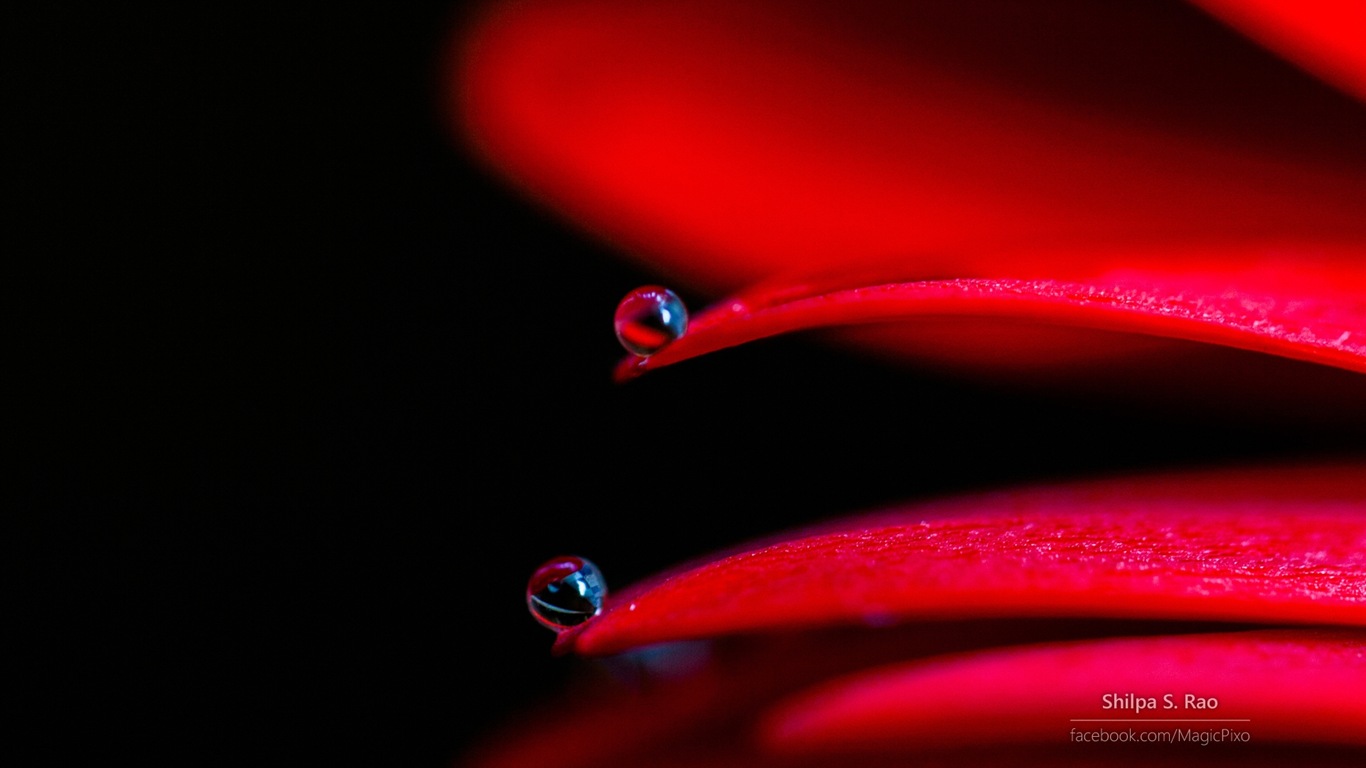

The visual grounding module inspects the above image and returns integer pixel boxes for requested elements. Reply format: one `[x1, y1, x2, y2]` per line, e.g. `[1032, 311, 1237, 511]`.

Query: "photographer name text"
[1101, 693, 1219, 713]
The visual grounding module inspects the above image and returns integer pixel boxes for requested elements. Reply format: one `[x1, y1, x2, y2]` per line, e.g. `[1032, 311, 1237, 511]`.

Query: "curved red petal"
[1192, 0, 1366, 104]
[614, 246, 1366, 381]
[457, 0, 1366, 293]
[563, 464, 1366, 656]
[764, 629, 1366, 752]
[466, 622, 1363, 767]
[466, 623, 1366, 766]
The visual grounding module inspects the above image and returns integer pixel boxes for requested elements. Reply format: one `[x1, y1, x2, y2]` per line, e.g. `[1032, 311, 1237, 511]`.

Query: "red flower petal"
[467, 621, 1352, 767]
[614, 248, 1366, 382]
[1193, 0, 1366, 104]
[466, 623, 1366, 766]
[563, 464, 1366, 656]
[456, 3, 1366, 765]
[460, 1, 1366, 381]
[457, 0, 1366, 294]
[764, 629, 1366, 752]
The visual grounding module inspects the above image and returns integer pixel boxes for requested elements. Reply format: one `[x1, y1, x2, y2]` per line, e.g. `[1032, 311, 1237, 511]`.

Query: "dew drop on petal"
[614, 286, 688, 356]
[526, 556, 607, 631]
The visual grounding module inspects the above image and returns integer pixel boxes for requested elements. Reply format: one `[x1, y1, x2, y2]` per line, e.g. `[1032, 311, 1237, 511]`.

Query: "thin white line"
[1069, 719, 1251, 723]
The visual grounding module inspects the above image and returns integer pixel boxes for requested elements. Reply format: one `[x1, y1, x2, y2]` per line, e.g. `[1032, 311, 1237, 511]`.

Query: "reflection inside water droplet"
[614, 286, 688, 356]
[526, 556, 607, 631]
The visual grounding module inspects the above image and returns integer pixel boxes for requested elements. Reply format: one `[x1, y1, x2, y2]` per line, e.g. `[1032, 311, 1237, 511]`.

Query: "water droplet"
[614, 286, 688, 356]
[526, 556, 607, 631]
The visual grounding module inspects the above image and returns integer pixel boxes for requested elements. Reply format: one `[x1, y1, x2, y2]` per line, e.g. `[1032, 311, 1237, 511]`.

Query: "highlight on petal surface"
[563, 463, 1366, 656]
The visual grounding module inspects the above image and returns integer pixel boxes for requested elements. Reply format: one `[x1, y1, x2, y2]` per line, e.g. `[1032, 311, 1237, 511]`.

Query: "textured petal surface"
[564, 464, 1366, 656]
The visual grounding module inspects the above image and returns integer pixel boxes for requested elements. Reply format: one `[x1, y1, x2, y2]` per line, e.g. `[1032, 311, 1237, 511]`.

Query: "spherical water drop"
[614, 286, 688, 356]
[526, 556, 607, 631]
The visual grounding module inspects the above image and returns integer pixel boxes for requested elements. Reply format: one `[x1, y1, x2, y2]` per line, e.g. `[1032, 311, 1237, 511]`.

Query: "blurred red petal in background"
[456, 0, 1366, 288]
[765, 629, 1366, 753]
[1192, 0, 1366, 104]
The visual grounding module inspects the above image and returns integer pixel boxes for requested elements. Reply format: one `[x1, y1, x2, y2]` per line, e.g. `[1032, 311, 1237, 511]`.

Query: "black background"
[13, 2, 1363, 766]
